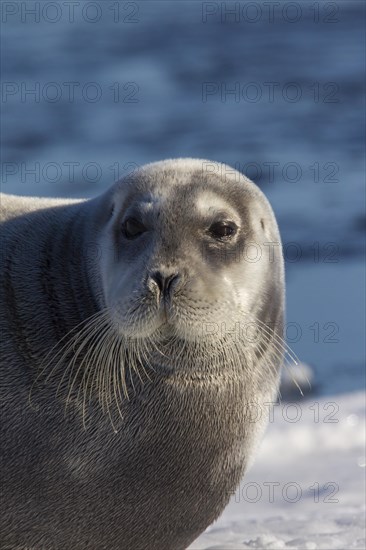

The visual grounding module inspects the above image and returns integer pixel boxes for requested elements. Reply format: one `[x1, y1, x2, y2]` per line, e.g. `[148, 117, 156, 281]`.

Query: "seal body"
[0, 159, 285, 550]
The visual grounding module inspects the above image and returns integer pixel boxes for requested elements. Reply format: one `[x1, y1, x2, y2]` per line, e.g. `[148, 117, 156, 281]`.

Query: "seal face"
[0, 159, 285, 550]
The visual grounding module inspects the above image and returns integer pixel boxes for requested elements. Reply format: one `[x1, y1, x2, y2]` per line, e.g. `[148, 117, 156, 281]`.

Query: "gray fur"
[0, 159, 285, 550]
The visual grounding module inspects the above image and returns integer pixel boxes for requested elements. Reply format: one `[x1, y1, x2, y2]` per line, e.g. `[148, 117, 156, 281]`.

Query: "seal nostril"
[165, 273, 179, 294]
[151, 271, 164, 293]
[151, 271, 179, 297]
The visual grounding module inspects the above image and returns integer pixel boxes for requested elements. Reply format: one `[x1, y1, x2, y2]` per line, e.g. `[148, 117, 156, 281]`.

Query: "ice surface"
[190, 392, 365, 549]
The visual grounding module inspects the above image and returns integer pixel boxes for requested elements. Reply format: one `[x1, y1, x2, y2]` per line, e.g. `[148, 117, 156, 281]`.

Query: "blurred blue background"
[1, 0, 365, 396]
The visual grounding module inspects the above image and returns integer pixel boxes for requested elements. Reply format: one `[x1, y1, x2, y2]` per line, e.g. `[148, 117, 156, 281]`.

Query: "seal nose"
[150, 271, 180, 298]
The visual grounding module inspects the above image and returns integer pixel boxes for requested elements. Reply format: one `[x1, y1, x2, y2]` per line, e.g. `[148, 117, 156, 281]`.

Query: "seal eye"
[122, 218, 146, 239]
[209, 221, 237, 240]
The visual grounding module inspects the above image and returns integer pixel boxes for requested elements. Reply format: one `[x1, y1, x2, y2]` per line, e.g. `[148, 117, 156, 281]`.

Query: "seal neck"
[3, 200, 100, 371]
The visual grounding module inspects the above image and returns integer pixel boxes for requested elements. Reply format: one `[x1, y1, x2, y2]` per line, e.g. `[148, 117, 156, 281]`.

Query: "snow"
[189, 392, 366, 549]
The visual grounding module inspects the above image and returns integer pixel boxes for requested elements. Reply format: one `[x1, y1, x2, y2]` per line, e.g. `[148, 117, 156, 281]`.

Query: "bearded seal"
[0, 159, 285, 550]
